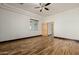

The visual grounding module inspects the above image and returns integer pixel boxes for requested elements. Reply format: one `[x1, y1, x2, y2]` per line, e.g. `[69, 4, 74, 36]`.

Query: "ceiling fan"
[34, 3, 51, 12]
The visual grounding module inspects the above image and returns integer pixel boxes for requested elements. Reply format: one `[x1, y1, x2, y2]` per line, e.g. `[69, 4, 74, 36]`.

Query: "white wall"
[1, 4, 79, 42]
[54, 8, 79, 40]
[43, 15, 55, 23]
[43, 7, 79, 40]
[0, 4, 42, 42]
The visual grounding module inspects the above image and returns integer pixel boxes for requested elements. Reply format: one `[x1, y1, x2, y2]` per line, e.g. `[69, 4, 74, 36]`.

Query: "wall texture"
[1, 4, 79, 41]
[54, 8, 79, 40]
[0, 4, 42, 42]
[43, 7, 79, 40]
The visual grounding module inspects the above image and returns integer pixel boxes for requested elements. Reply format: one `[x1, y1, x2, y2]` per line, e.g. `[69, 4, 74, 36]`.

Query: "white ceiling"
[6, 3, 79, 16]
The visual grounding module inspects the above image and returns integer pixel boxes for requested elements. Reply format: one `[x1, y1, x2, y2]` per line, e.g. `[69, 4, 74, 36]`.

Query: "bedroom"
[0, 3, 79, 55]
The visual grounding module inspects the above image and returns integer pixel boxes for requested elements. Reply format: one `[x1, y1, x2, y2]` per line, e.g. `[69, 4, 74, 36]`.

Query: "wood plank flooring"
[0, 36, 79, 55]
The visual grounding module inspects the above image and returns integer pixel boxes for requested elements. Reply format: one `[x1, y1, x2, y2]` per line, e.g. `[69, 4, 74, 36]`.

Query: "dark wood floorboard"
[0, 36, 79, 55]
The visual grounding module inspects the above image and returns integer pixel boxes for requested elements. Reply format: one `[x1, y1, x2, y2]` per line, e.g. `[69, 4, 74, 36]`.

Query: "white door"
[48, 22, 53, 36]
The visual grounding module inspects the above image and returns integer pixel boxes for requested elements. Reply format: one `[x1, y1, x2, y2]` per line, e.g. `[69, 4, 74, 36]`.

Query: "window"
[30, 19, 39, 31]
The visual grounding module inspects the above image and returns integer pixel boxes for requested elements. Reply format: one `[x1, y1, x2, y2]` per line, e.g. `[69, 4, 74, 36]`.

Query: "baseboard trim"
[54, 36, 79, 42]
[15, 35, 42, 40]
[54, 36, 71, 40]
[0, 35, 42, 43]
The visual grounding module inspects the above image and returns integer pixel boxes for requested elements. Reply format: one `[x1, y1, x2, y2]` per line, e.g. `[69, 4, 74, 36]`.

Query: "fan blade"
[35, 7, 40, 8]
[45, 3, 51, 6]
[19, 3, 24, 5]
[40, 9, 42, 12]
[40, 3, 42, 6]
[45, 8, 49, 10]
